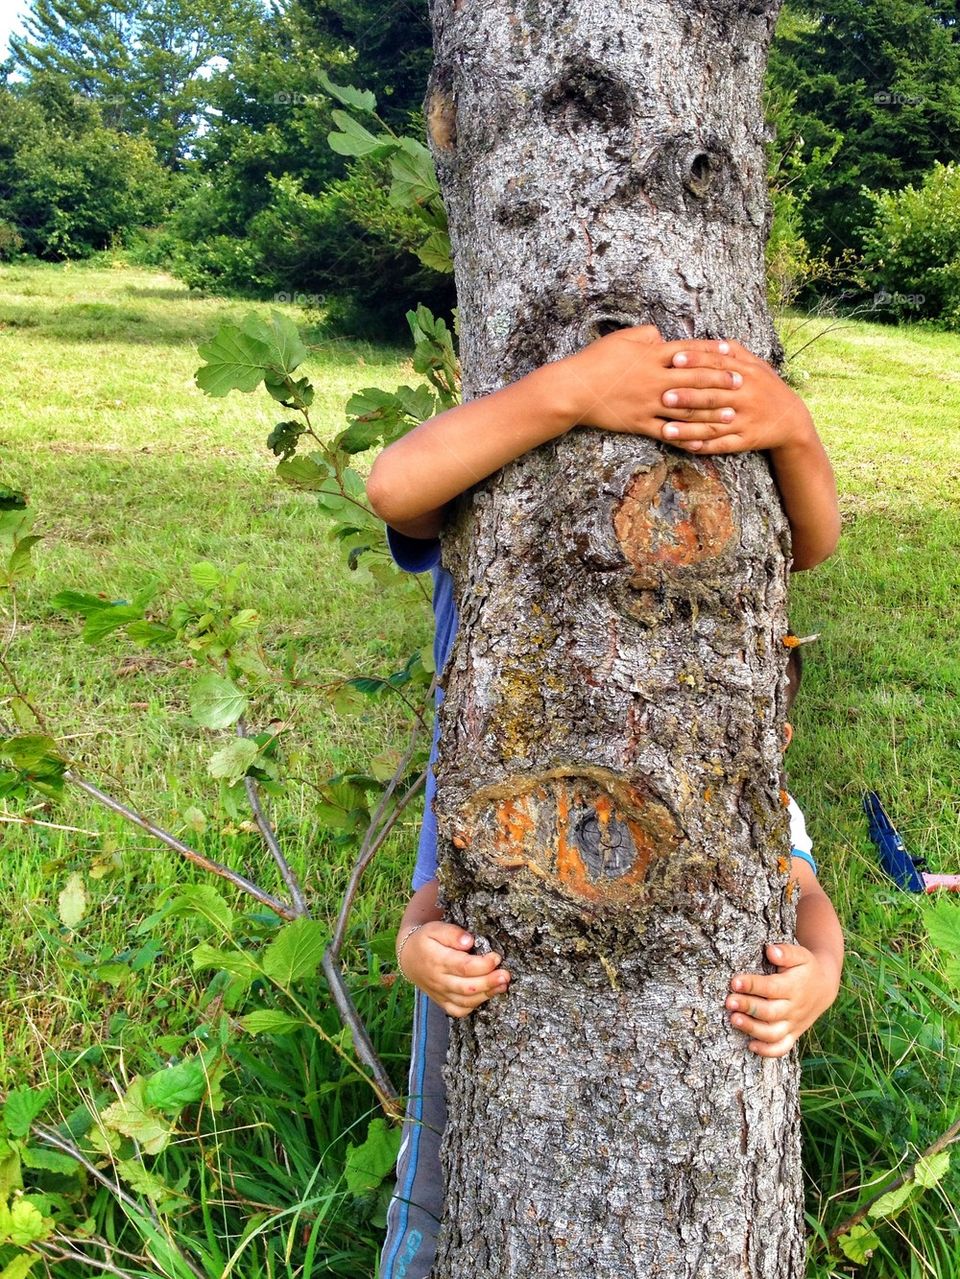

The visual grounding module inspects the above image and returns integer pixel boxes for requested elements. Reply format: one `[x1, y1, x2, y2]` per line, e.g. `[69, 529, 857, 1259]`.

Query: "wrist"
[520, 357, 585, 438]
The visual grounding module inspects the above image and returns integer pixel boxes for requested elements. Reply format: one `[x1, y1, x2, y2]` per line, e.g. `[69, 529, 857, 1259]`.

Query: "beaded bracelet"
[396, 923, 425, 979]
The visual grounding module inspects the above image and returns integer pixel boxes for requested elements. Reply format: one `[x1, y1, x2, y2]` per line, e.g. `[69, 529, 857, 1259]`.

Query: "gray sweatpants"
[379, 991, 448, 1279]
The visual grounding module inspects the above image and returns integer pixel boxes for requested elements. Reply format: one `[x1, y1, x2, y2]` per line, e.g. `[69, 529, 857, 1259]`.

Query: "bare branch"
[236, 716, 310, 917]
[816, 1113, 960, 1256]
[64, 770, 295, 919]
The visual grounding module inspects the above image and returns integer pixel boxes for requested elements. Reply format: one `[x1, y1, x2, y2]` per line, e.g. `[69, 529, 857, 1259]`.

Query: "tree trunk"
[424, 2, 804, 1276]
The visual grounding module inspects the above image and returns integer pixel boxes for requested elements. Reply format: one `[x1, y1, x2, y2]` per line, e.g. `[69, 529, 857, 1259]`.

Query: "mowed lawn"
[2, 260, 960, 1276]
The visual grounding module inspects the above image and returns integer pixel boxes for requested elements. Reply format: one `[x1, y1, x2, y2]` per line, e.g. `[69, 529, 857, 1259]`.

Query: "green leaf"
[275, 455, 334, 491]
[51, 589, 109, 617]
[192, 943, 259, 980]
[243, 311, 308, 377]
[82, 603, 143, 644]
[126, 621, 174, 647]
[914, 1150, 950, 1189]
[100, 1077, 172, 1156]
[58, 872, 87, 929]
[394, 384, 438, 422]
[207, 738, 259, 785]
[1, 735, 59, 770]
[0, 1250, 41, 1279]
[388, 145, 439, 208]
[327, 110, 393, 159]
[116, 1158, 187, 1206]
[264, 374, 314, 408]
[182, 806, 206, 834]
[261, 916, 328, 988]
[4, 1087, 51, 1139]
[142, 1057, 209, 1112]
[868, 1179, 917, 1219]
[238, 1010, 305, 1036]
[837, 1224, 880, 1263]
[417, 229, 454, 273]
[165, 885, 234, 934]
[0, 1140, 21, 1198]
[0, 1196, 49, 1247]
[317, 69, 376, 114]
[21, 1145, 81, 1176]
[267, 420, 306, 460]
[925, 899, 960, 987]
[190, 561, 221, 592]
[7, 533, 42, 582]
[190, 673, 247, 730]
[344, 1118, 401, 1196]
[336, 419, 387, 454]
[196, 325, 273, 396]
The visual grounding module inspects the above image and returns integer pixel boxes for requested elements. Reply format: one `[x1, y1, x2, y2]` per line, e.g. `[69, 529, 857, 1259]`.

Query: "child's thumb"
[767, 942, 808, 968]
[430, 922, 475, 950]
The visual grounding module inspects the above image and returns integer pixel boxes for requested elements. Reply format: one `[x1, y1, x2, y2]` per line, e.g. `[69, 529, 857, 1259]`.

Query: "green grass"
[3, 260, 960, 1277]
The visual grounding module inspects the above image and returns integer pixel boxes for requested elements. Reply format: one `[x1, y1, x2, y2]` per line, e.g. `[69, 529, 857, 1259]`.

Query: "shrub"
[0, 219, 24, 260]
[171, 157, 455, 340]
[860, 162, 960, 330]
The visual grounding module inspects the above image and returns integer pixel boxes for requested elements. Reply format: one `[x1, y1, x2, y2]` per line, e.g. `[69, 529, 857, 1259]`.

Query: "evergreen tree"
[769, 0, 960, 257]
[9, 0, 265, 165]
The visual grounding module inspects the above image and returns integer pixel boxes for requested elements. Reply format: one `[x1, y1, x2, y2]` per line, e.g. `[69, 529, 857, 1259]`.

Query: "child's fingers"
[661, 419, 733, 442]
[729, 1010, 791, 1043]
[447, 948, 503, 978]
[729, 970, 790, 1000]
[747, 1033, 797, 1058]
[660, 338, 732, 362]
[726, 992, 790, 1023]
[661, 368, 743, 393]
[672, 433, 747, 455]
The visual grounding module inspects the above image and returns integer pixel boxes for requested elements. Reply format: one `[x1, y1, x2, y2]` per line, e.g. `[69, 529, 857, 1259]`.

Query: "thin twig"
[322, 683, 434, 1116]
[0, 811, 102, 836]
[33, 1124, 162, 1224]
[817, 1113, 960, 1255]
[64, 770, 294, 919]
[35, 1125, 208, 1279]
[236, 716, 310, 917]
[36, 1241, 140, 1279]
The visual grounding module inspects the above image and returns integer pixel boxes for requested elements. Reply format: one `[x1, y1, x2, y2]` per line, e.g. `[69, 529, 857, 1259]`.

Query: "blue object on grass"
[863, 791, 926, 892]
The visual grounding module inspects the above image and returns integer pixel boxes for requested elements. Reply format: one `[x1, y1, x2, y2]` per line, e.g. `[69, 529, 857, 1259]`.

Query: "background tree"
[425, 0, 805, 1274]
[768, 0, 960, 260]
[9, 0, 264, 165]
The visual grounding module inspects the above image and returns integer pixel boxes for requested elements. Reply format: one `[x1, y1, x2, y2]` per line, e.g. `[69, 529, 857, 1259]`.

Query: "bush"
[0, 219, 24, 260]
[861, 162, 960, 330]
[0, 85, 171, 260]
[171, 157, 455, 340]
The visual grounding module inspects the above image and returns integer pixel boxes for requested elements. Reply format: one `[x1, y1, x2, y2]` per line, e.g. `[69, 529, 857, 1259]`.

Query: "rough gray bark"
[424, 2, 804, 1276]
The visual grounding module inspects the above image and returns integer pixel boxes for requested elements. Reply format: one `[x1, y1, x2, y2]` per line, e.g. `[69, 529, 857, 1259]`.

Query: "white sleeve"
[787, 796, 813, 856]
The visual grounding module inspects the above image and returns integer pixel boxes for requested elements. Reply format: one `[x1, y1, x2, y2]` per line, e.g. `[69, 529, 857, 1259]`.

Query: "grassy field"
[2, 259, 960, 1277]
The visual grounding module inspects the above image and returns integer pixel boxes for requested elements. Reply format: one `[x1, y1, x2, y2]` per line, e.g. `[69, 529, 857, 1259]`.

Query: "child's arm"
[725, 860, 844, 1058]
[366, 327, 741, 539]
[654, 339, 840, 570]
[395, 879, 511, 1017]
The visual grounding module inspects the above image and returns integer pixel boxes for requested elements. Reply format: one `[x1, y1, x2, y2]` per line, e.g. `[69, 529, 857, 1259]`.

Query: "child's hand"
[399, 921, 511, 1018]
[725, 942, 841, 1058]
[559, 325, 742, 439]
[659, 338, 815, 455]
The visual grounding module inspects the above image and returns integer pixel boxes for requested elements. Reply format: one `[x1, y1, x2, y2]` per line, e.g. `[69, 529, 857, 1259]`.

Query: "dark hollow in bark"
[424, 1, 804, 1275]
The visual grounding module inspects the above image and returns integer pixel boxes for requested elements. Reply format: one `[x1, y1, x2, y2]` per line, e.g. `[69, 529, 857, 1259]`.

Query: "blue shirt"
[387, 526, 817, 885]
[387, 528, 458, 890]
